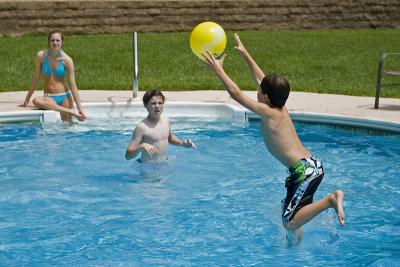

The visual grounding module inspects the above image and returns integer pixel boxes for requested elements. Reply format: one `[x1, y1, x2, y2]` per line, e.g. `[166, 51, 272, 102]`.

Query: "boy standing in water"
[203, 33, 345, 242]
[125, 89, 196, 162]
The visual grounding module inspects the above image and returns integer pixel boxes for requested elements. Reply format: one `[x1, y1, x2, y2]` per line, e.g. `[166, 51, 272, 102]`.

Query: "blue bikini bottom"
[44, 91, 72, 105]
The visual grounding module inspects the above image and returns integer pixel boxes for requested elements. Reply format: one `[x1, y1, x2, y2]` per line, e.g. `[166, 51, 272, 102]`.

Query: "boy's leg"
[284, 190, 345, 231]
[286, 227, 302, 245]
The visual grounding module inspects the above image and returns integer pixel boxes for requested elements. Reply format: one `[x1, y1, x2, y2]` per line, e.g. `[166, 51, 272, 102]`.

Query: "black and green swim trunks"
[282, 155, 324, 222]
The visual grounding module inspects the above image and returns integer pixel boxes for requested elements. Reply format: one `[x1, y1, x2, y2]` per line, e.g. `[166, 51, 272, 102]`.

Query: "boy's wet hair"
[260, 74, 290, 108]
[143, 89, 166, 106]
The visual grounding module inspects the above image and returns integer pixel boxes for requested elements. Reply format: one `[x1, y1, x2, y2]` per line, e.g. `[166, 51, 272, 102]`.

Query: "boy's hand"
[141, 143, 158, 157]
[233, 33, 247, 55]
[182, 139, 196, 149]
[202, 51, 226, 74]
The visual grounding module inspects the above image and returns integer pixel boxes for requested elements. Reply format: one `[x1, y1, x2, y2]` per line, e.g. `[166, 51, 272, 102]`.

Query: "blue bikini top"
[42, 51, 66, 77]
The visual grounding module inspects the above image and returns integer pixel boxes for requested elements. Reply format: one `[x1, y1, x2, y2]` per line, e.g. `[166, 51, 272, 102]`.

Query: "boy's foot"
[330, 190, 345, 226]
[286, 228, 303, 245]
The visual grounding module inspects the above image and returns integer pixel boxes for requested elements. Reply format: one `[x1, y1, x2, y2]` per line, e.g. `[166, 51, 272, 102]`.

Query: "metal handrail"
[133, 32, 139, 99]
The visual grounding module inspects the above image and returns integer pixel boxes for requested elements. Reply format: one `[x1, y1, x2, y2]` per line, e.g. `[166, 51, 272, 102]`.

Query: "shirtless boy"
[203, 33, 345, 241]
[125, 89, 196, 162]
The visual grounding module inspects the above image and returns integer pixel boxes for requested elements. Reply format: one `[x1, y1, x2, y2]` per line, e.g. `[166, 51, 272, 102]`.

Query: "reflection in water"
[121, 158, 177, 202]
[129, 157, 175, 182]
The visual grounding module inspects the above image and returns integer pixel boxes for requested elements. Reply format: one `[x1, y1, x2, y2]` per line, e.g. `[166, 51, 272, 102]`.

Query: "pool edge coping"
[1, 101, 399, 133]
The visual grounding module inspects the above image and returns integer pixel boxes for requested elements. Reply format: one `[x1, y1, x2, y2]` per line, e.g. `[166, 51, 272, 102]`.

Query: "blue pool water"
[0, 119, 399, 266]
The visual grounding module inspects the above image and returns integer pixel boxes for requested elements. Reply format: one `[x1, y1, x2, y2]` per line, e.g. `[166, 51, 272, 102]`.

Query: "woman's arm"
[64, 54, 86, 119]
[19, 51, 43, 107]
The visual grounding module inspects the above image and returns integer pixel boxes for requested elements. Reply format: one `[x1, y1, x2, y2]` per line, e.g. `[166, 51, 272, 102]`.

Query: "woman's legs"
[32, 96, 81, 121]
[59, 95, 74, 121]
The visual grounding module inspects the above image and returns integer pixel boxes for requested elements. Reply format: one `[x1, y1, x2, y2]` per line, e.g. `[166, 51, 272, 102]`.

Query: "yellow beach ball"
[189, 22, 227, 60]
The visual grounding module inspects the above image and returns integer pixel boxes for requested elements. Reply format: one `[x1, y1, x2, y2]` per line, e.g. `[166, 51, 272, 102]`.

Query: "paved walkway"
[1, 90, 399, 123]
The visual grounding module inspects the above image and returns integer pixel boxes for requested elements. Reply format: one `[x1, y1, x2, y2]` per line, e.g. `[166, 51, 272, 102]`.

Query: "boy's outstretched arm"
[234, 33, 265, 86]
[19, 52, 42, 107]
[202, 52, 271, 117]
[169, 134, 196, 148]
[168, 120, 196, 149]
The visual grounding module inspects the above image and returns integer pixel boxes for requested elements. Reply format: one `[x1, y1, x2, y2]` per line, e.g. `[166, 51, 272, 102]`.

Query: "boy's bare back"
[258, 106, 310, 168]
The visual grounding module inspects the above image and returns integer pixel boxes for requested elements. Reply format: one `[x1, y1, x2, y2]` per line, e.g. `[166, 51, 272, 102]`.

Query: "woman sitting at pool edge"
[19, 30, 86, 121]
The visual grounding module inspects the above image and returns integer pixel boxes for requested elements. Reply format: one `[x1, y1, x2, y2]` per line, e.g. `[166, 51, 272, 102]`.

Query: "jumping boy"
[125, 89, 196, 162]
[203, 33, 345, 242]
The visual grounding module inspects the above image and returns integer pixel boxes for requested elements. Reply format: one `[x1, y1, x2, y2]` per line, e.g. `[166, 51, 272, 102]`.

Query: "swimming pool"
[0, 116, 399, 265]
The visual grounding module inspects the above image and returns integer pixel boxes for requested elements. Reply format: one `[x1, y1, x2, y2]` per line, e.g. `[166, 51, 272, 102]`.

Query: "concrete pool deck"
[0, 90, 400, 124]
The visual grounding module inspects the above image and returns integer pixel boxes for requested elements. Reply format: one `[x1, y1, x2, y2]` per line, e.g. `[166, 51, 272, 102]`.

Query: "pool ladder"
[132, 32, 139, 99]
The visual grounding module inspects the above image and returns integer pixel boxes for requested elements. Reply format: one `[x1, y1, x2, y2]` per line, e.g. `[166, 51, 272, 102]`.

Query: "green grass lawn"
[1, 29, 400, 97]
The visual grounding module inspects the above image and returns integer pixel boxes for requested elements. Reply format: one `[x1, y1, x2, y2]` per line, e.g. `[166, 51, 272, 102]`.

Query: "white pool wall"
[81, 102, 246, 121]
[1, 102, 399, 133]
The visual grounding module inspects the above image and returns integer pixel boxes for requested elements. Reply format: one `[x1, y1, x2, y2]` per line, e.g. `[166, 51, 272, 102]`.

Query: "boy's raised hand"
[202, 51, 227, 74]
[233, 33, 247, 55]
